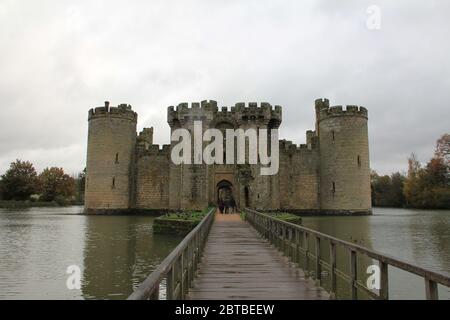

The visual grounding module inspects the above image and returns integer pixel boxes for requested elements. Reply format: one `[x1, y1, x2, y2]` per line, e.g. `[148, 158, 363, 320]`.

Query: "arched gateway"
[216, 180, 233, 204]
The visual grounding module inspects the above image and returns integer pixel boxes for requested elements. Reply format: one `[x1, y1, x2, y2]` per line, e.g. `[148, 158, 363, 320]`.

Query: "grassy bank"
[269, 212, 302, 225]
[153, 208, 211, 236]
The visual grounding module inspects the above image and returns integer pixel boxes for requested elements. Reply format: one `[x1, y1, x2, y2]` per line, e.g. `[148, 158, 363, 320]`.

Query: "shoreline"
[0, 200, 84, 209]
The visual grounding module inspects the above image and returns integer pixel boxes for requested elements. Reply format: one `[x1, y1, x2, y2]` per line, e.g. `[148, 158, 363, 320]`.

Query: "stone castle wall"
[316, 99, 371, 213]
[278, 140, 320, 211]
[85, 99, 372, 215]
[135, 146, 170, 209]
[85, 102, 137, 212]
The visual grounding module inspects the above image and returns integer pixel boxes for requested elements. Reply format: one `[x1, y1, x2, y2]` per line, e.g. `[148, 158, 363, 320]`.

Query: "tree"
[390, 172, 406, 207]
[0, 159, 39, 200]
[38, 167, 75, 202]
[404, 153, 421, 207]
[74, 168, 86, 203]
[371, 170, 406, 207]
[404, 135, 450, 209]
[434, 133, 449, 184]
[434, 133, 449, 166]
[0, 179, 4, 200]
[407, 153, 421, 178]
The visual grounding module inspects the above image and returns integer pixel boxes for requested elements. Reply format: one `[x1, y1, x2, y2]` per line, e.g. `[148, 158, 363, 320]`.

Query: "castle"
[84, 99, 371, 215]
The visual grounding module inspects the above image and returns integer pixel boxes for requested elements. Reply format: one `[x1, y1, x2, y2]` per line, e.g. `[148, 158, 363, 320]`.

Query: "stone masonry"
[84, 98, 371, 215]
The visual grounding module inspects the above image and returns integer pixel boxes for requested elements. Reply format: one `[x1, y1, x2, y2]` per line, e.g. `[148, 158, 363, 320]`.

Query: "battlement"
[138, 144, 171, 157]
[279, 139, 311, 154]
[318, 104, 368, 121]
[315, 98, 330, 111]
[137, 127, 154, 145]
[306, 130, 319, 149]
[88, 101, 137, 121]
[167, 100, 282, 126]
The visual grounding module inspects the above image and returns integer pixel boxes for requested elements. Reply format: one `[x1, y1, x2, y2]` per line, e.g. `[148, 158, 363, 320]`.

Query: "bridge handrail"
[128, 207, 216, 300]
[244, 208, 450, 300]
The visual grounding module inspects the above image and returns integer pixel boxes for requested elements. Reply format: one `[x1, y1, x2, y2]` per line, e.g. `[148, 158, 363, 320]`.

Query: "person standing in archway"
[230, 197, 236, 214]
[224, 200, 230, 214]
[218, 198, 224, 214]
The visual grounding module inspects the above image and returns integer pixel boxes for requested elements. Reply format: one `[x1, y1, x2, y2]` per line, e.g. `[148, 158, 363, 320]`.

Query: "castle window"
[112, 177, 116, 189]
[332, 130, 335, 141]
[357, 155, 361, 167]
[332, 182, 336, 194]
[115, 153, 119, 164]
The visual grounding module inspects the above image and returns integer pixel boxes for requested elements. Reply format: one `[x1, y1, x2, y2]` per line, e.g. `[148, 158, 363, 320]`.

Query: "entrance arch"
[217, 180, 233, 204]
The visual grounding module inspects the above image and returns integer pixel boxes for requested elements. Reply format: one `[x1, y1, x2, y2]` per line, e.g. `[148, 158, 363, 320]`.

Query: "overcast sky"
[0, 0, 448, 176]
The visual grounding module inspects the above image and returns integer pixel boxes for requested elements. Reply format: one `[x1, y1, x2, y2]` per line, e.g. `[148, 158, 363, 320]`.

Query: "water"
[0, 206, 182, 300]
[0, 207, 448, 299]
[300, 208, 450, 299]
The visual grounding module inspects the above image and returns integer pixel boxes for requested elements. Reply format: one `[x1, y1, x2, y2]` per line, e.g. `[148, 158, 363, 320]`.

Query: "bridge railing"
[244, 208, 450, 300]
[128, 207, 216, 300]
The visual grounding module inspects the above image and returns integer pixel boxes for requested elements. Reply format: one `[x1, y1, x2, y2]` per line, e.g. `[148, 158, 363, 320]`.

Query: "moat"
[0, 207, 448, 300]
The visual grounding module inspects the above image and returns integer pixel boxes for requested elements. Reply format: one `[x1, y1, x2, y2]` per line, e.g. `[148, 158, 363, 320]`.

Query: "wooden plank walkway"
[187, 212, 329, 300]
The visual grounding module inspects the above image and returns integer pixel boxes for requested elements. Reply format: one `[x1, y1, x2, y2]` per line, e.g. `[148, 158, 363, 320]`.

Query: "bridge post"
[380, 261, 389, 300]
[315, 237, 321, 284]
[294, 229, 300, 266]
[195, 232, 200, 276]
[271, 220, 275, 244]
[187, 244, 192, 289]
[150, 284, 160, 300]
[425, 278, 438, 300]
[330, 241, 337, 298]
[167, 266, 174, 299]
[304, 232, 310, 276]
[350, 249, 358, 300]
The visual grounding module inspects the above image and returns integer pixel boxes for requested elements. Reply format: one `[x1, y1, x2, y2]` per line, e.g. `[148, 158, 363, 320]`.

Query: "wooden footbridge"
[129, 208, 450, 300]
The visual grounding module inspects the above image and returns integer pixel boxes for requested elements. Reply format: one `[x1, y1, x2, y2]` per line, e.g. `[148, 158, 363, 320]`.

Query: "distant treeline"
[371, 134, 449, 209]
[0, 160, 85, 206]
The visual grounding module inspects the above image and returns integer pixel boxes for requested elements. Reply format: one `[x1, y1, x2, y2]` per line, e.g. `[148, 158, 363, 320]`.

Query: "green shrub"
[54, 195, 69, 206]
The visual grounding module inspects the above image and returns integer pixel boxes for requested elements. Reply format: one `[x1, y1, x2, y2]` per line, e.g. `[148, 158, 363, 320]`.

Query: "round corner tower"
[85, 101, 137, 213]
[316, 99, 371, 214]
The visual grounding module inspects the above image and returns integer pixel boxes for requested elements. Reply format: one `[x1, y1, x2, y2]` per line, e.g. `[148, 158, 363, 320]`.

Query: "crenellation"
[138, 143, 171, 158]
[318, 104, 368, 121]
[279, 139, 316, 154]
[89, 102, 137, 121]
[201, 100, 218, 110]
[346, 105, 359, 112]
[168, 101, 282, 127]
[177, 102, 189, 111]
[315, 98, 330, 111]
[330, 105, 343, 113]
[137, 127, 154, 148]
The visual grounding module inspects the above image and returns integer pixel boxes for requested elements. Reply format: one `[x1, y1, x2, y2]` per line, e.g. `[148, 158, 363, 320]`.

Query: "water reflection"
[301, 208, 450, 300]
[81, 215, 182, 300]
[0, 207, 182, 300]
[300, 215, 373, 299]
[0, 207, 86, 300]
